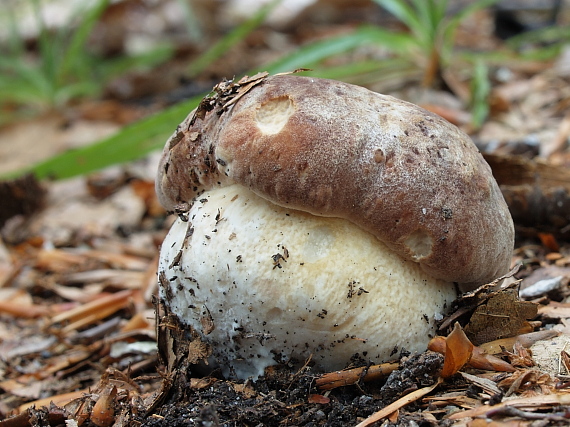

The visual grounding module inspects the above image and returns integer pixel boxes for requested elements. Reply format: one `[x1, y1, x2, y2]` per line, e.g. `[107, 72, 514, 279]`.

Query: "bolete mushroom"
[156, 74, 514, 379]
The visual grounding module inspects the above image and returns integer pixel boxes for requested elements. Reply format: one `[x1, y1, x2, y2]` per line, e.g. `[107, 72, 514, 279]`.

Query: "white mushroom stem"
[159, 185, 457, 379]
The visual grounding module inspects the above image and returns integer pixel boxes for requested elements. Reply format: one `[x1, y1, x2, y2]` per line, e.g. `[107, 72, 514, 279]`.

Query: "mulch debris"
[1, 168, 570, 426]
[2, 1, 570, 425]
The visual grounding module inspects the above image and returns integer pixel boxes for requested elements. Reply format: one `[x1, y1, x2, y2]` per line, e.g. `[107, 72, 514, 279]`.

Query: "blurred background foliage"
[0, 0, 174, 124]
[0, 0, 568, 180]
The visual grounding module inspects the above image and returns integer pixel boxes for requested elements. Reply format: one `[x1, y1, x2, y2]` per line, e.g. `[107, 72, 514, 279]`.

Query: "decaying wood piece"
[484, 153, 570, 236]
[152, 296, 212, 411]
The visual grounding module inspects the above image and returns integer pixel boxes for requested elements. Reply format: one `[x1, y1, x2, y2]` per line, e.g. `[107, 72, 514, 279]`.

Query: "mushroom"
[156, 74, 514, 379]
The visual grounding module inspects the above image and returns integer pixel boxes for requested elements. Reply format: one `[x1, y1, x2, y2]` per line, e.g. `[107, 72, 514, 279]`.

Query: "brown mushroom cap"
[157, 74, 514, 287]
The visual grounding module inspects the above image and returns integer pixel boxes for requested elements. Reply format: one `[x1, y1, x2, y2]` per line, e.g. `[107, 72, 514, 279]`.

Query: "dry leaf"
[497, 369, 554, 397]
[521, 265, 570, 290]
[538, 232, 560, 252]
[469, 346, 516, 372]
[0, 289, 52, 318]
[506, 341, 535, 368]
[441, 323, 474, 378]
[91, 386, 117, 427]
[428, 327, 515, 374]
[232, 382, 256, 399]
[538, 301, 570, 319]
[18, 389, 90, 413]
[448, 393, 570, 420]
[459, 371, 502, 396]
[464, 286, 537, 346]
[187, 338, 212, 365]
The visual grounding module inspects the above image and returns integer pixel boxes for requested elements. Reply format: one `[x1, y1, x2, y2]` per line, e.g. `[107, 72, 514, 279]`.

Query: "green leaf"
[4, 5, 26, 57]
[0, 0, 174, 113]
[429, 0, 449, 29]
[410, 0, 443, 43]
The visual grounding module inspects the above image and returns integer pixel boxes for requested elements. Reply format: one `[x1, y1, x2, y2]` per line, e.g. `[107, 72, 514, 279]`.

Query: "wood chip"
[538, 302, 570, 319]
[460, 371, 502, 396]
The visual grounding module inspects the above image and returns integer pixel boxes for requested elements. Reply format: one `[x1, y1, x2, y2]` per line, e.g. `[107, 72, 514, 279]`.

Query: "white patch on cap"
[404, 229, 433, 260]
[255, 96, 295, 135]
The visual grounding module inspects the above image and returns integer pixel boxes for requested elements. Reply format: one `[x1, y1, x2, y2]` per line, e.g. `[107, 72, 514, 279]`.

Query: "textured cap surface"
[157, 74, 514, 287]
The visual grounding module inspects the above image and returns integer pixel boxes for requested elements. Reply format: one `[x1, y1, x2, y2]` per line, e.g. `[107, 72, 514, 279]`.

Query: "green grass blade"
[470, 60, 490, 129]
[263, 25, 415, 74]
[0, 56, 55, 105]
[96, 45, 175, 80]
[299, 57, 419, 87]
[9, 96, 202, 180]
[32, 0, 57, 90]
[506, 24, 570, 49]
[4, 4, 27, 57]
[188, 0, 280, 78]
[11, 22, 416, 181]
[429, 0, 448, 28]
[373, 0, 422, 32]
[53, 81, 100, 105]
[59, 0, 110, 82]
[410, 0, 438, 42]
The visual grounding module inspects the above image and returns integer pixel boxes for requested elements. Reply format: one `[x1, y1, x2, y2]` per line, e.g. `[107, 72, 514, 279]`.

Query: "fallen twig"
[447, 393, 570, 420]
[315, 362, 399, 390]
[354, 377, 443, 427]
